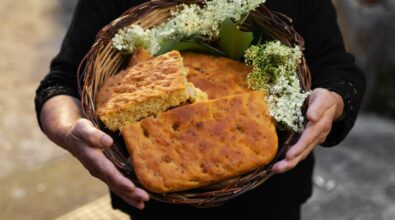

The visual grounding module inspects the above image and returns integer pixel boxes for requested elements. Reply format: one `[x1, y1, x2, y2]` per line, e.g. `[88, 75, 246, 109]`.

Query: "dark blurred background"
[0, 0, 394, 219]
[335, 0, 395, 117]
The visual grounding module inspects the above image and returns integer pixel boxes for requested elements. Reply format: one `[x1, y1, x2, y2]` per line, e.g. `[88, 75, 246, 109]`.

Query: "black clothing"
[112, 192, 302, 220]
[34, 0, 366, 218]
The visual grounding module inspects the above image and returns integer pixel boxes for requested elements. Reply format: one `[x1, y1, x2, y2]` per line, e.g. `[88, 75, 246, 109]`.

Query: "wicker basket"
[78, 0, 311, 207]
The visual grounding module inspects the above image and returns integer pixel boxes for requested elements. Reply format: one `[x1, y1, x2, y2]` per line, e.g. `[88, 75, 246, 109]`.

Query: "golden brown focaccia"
[95, 50, 206, 131]
[182, 52, 252, 99]
[120, 91, 278, 193]
[127, 47, 153, 68]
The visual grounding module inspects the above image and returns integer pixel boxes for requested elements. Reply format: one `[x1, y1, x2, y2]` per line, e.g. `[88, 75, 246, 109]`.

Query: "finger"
[86, 149, 136, 190]
[272, 158, 298, 173]
[111, 178, 150, 209]
[115, 187, 150, 210]
[114, 185, 150, 202]
[273, 144, 315, 174]
[114, 189, 146, 209]
[133, 188, 150, 202]
[307, 89, 332, 122]
[75, 146, 136, 191]
[286, 121, 318, 160]
[71, 119, 113, 148]
[76, 146, 150, 208]
[286, 111, 334, 160]
[87, 149, 151, 202]
[273, 139, 316, 174]
[293, 139, 316, 162]
[121, 195, 146, 210]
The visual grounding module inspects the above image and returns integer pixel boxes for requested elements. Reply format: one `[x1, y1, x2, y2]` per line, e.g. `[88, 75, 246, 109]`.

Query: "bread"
[120, 91, 278, 193]
[182, 52, 252, 99]
[95, 50, 207, 131]
[127, 47, 152, 68]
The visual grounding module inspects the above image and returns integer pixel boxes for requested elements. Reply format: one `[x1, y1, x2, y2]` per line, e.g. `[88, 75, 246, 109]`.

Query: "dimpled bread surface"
[96, 50, 199, 131]
[120, 91, 278, 193]
[182, 52, 252, 99]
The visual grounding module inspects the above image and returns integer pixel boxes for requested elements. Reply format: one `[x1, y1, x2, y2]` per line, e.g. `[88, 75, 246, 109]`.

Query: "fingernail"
[101, 135, 113, 147]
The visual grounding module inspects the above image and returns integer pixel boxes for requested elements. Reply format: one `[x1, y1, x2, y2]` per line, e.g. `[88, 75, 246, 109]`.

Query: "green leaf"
[156, 39, 225, 55]
[219, 18, 254, 60]
[156, 39, 179, 55]
[172, 42, 224, 55]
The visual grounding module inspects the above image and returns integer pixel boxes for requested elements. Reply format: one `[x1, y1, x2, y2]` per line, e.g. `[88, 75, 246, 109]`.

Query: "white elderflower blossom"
[112, 24, 153, 53]
[111, 0, 308, 132]
[112, 0, 266, 54]
[245, 41, 310, 132]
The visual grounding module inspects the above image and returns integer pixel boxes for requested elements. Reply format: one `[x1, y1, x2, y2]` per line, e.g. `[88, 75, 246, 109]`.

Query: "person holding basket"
[35, 0, 366, 219]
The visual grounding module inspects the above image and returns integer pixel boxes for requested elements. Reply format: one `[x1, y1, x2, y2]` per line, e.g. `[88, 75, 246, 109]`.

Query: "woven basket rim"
[78, 0, 311, 207]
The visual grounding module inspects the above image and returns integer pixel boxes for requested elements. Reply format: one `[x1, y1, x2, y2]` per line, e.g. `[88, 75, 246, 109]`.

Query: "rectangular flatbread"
[95, 50, 206, 131]
[120, 91, 278, 193]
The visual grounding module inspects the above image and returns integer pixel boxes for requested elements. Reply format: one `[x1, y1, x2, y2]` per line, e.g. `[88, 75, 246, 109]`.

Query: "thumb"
[71, 119, 113, 148]
[306, 88, 331, 122]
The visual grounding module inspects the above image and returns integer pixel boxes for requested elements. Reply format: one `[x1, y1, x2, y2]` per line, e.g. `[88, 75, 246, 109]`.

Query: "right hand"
[65, 118, 150, 209]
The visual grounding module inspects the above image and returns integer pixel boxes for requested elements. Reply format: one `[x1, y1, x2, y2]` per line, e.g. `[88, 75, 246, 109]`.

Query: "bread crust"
[182, 52, 252, 99]
[120, 91, 278, 193]
[96, 50, 192, 131]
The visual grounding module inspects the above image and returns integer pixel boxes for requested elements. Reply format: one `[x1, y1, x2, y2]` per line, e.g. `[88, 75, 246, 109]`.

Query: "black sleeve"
[34, 0, 143, 130]
[298, 0, 366, 147]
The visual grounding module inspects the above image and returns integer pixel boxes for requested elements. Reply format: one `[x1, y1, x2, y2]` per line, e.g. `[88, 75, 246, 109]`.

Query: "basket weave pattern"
[78, 0, 311, 207]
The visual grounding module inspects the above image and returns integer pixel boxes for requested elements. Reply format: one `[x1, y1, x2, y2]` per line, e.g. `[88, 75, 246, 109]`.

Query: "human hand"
[272, 88, 344, 174]
[65, 118, 150, 209]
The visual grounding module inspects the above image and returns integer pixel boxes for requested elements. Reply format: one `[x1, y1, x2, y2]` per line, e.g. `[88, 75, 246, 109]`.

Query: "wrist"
[330, 91, 345, 121]
[40, 95, 83, 150]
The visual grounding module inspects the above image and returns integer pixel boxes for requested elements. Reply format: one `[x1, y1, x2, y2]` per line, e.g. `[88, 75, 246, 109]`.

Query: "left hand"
[272, 88, 344, 174]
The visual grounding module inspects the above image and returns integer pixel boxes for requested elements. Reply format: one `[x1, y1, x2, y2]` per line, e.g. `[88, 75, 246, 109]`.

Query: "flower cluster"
[112, 0, 266, 54]
[112, 25, 153, 53]
[245, 41, 310, 132]
[112, 1, 309, 132]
